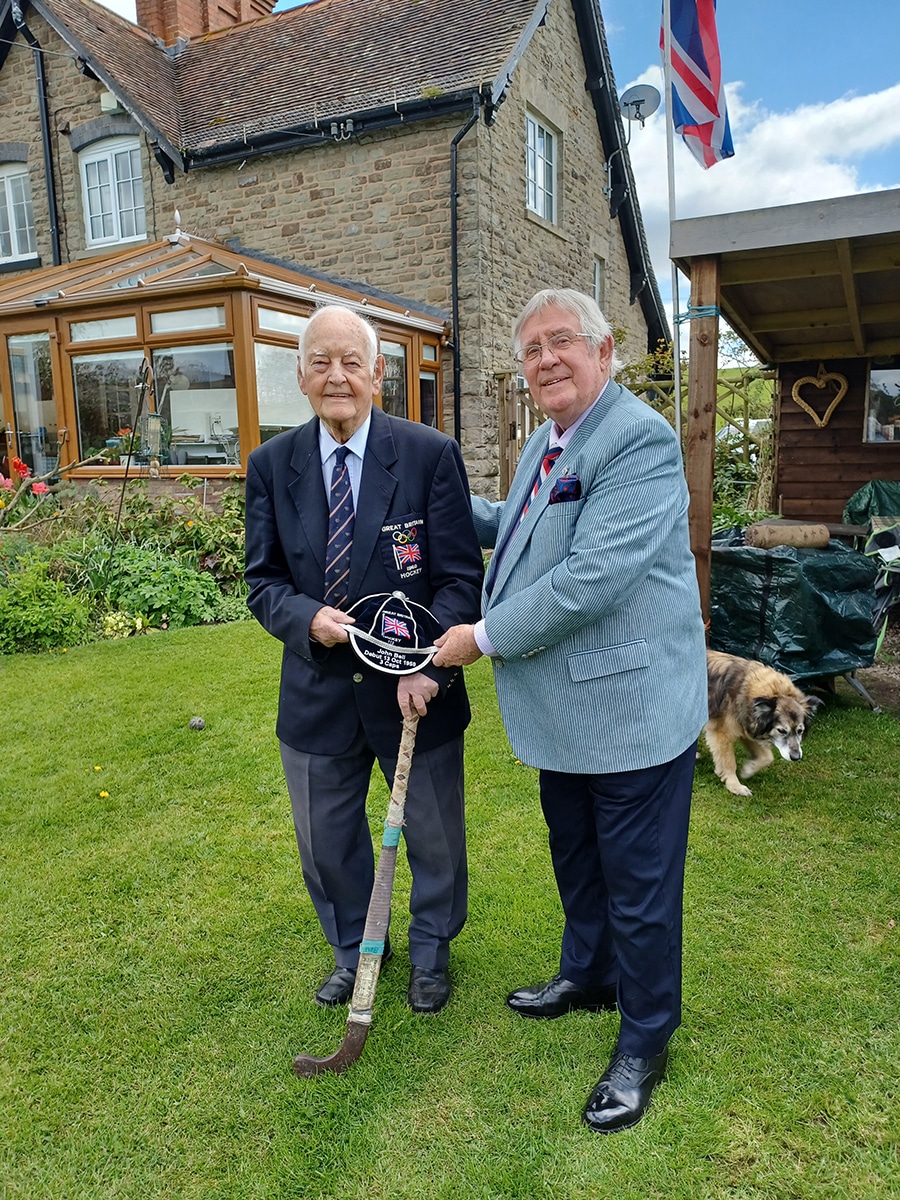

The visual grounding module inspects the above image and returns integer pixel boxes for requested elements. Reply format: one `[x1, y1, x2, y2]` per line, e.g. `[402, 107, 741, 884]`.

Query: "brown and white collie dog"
[704, 649, 824, 796]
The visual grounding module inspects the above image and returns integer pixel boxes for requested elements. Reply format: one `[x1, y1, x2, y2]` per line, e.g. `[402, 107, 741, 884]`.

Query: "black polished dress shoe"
[582, 1047, 669, 1133]
[314, 940, 392, 1007]
[506, 974, 618, 1019]
[314, 965, 357, 1007]
[407, 966, 451, 1013]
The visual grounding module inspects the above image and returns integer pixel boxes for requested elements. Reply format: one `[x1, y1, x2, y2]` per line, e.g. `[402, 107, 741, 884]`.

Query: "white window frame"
[0, 164, 38, 262]
[526, 113, 557, 224]
[79, 137, 147, 247]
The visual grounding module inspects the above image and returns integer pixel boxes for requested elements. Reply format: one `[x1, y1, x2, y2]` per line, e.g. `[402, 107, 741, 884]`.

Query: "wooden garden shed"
[669, 188, 900, 616]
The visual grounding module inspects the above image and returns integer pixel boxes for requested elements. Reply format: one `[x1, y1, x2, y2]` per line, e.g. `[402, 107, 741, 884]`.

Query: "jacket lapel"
[485, 422, 552, 595]
[287, 419, 328, 571]
[487, 383, 622, 598]
[349, 406, 398, 596]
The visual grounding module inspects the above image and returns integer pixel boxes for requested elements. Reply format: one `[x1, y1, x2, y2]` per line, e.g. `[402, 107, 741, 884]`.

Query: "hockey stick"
[293, 713, 419, 1077]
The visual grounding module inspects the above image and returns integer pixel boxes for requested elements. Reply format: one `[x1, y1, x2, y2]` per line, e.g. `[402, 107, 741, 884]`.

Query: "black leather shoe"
[314, 966, 357, 1007]
[314, 940, 393, 1007]
[407, 966, 451, 1013]
[582, 1047, 669, 1133]
[506, 974, 618, 1019]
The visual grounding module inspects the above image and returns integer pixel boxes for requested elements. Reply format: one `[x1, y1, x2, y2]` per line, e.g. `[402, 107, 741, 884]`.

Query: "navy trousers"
[280, 728, 467, 971]
[538, 740, 697, 1057]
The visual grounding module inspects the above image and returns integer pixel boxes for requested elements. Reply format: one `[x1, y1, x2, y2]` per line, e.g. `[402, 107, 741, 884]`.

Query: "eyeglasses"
[514, 332, 591, 365]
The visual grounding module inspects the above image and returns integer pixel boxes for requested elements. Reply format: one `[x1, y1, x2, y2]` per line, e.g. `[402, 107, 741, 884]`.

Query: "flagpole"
[662, 0, 683, 445]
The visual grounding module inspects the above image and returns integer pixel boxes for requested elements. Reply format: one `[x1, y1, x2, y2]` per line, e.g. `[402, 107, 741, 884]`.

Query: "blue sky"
[100, 0, 900, 315]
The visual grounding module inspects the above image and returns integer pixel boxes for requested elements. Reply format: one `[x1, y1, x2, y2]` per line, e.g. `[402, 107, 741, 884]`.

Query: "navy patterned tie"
[324, 446, 354, 609]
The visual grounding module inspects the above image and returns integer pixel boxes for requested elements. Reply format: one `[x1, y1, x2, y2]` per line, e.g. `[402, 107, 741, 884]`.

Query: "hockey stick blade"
[293, 1020, 369, 1077]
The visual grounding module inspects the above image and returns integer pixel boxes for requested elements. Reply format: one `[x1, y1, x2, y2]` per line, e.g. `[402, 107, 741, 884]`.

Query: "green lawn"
[2, 623, 898, 1199]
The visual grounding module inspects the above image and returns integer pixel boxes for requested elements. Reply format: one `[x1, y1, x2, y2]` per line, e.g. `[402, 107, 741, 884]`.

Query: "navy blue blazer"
[245, 406, 484, 758]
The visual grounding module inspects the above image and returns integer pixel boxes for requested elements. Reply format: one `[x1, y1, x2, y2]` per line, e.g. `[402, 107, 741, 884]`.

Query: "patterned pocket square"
[548, 474, 582, 503]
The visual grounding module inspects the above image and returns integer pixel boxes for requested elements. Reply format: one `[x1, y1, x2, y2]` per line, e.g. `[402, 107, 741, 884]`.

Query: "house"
[0, 0, 666, 495]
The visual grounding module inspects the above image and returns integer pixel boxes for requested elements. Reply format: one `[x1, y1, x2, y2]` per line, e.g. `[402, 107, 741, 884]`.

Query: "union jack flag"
[661, 0, 734, 169]
[396, 543, 422, 565]
[382, 614, 410, 640]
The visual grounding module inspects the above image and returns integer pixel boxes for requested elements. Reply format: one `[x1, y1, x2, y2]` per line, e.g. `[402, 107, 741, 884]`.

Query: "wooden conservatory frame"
[0, 234, 448, 481]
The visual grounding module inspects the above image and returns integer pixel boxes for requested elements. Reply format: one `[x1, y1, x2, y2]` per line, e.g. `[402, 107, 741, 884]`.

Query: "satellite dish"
[619, 84, 661, 126]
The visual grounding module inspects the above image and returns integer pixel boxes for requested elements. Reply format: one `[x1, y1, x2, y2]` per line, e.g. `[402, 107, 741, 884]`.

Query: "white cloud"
[625, 68, 900, 307]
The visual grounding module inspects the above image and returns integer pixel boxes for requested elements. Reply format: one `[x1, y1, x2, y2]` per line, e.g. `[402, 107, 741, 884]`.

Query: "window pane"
[421, 343, 438, 362]
[9, 174, 37, 255]
[70, 316, 138, 342]
[82, 140, 145, 244]
[153, 344, 239, 466]
[526, 115, 556, 222]
[0, 191, 11, 258]
[0, 169, 37, 259]
[150, 307, 227, 334]
[864, 369, 900, 443]
[72, 349, 146, 462]
[255, 341, 314, 439]
[258, 307, 308, 336]
[380, 340, 407, 419]
[8, 333, 57, 474]
[419, 371, 437, 428]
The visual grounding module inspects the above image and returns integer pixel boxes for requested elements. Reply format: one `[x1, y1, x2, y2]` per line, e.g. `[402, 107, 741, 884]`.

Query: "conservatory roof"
[0, 233, 450, 335]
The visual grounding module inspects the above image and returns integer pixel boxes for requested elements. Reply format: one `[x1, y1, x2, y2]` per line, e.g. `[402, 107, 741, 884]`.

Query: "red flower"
[11, 456, 30, 478]
[32, 481, 50, 495]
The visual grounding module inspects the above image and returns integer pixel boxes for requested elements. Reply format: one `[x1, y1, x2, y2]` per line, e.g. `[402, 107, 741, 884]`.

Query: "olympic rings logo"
[393, 528, 419, 544]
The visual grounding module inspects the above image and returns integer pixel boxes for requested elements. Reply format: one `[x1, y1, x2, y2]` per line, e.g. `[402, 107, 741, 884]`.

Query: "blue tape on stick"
[360, 940, 385, 956]
[382, 824, 402, 846]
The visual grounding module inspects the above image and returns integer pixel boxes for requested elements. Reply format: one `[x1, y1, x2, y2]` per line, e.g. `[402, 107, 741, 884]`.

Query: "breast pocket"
[380, 513, 427, 583]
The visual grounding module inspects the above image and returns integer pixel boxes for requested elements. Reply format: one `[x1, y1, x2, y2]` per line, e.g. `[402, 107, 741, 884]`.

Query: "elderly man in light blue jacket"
[434, 288, 707, 1133]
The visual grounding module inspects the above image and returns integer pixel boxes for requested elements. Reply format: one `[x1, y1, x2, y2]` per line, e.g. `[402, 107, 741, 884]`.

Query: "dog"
[703, 649, 824, 796]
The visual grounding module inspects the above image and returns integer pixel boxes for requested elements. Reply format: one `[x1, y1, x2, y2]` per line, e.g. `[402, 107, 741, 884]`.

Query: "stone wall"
[457, 0, 650, 494]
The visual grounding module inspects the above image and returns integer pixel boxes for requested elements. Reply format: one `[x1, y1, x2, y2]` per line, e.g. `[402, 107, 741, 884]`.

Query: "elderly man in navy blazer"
[434, 288, 707, 1131]
[245, 304, 483, 1016]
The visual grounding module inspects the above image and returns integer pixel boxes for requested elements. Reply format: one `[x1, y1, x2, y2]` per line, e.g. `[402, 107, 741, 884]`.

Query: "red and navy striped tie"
[324, 446, 354, 609]
[519, 445, 561, 525]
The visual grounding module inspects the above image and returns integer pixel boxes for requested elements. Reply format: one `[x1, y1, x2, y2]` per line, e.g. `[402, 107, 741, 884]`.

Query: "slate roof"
[1, 0, 668, 345]
[8, 0, 544, 158]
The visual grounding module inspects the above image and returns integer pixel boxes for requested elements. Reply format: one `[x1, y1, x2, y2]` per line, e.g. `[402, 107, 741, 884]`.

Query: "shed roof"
[670, 189, 900, 363]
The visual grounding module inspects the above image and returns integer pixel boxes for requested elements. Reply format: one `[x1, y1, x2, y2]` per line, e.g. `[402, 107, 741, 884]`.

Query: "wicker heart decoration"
[790, 362, 848, 428]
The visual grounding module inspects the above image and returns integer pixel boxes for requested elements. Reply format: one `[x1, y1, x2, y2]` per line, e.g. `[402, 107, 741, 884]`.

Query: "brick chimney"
[136, 0, 278, 46]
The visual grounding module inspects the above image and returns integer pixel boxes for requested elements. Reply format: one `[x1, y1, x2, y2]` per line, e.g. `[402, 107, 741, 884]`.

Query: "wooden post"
[685, 255, 720, 625]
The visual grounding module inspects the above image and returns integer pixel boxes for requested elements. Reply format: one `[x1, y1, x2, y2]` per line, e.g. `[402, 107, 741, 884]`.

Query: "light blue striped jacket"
[473, 380, 707, 774]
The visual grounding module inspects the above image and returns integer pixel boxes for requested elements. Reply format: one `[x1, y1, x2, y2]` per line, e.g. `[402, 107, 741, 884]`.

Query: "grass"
[2, 623, 899, 1199]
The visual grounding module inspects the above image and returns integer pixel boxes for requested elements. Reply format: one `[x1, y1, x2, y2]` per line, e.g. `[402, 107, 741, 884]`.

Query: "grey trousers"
[280, 728, 467, 971]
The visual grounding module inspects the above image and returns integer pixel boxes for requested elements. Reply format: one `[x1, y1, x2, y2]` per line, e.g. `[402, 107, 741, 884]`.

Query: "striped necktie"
[324, 445, 354, 609]
[519, 445, 562, 525]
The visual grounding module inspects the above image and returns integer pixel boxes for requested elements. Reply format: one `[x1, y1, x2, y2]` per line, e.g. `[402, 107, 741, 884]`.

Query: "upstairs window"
[80, 138, 146, 246]
[526, 114, 557, 223]
[0, 165, 37, 262]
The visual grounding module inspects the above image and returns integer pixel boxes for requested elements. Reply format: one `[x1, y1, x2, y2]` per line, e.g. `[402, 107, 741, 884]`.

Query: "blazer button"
[352, 672, 363, 683]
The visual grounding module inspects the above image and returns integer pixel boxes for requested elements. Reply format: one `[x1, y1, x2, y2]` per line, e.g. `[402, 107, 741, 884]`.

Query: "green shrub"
[0, 562, 92, 655]
[104, 542, 224, 628]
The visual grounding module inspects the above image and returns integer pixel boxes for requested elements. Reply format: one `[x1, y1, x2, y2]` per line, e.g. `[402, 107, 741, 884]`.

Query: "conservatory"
[0, 234, 448, 481]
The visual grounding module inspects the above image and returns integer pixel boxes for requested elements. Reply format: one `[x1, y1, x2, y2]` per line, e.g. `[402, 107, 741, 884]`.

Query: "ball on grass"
[189, 716, 205, 730]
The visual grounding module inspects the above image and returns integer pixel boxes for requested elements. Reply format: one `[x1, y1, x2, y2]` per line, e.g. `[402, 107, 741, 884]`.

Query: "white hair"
[512, 288, 624, 375]
[299, 303, 380, 368]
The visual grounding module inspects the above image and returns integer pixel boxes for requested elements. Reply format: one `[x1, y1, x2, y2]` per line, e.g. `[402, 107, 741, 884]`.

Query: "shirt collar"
[319, 412, 372, 463]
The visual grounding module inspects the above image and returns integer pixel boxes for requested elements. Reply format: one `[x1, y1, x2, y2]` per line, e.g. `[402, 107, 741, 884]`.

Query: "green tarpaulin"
[710, 530, 878, 683]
